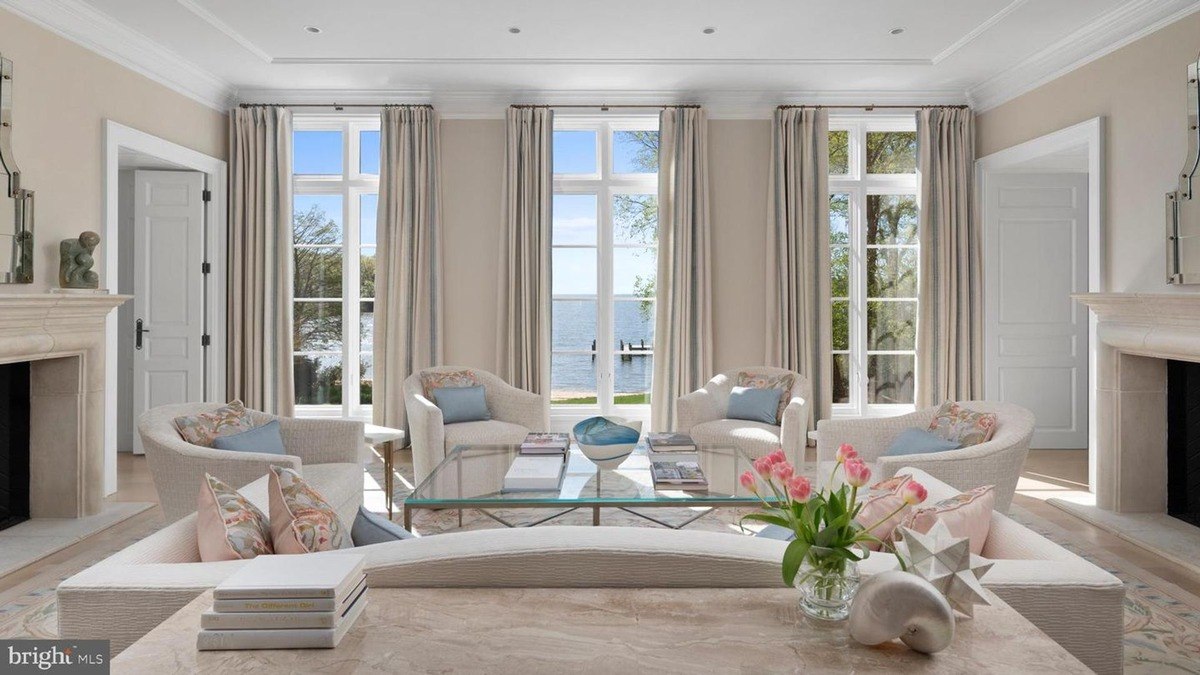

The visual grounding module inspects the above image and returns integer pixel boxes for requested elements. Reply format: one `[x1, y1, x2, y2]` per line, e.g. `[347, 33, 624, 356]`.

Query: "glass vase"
[795, 547, 860, 622]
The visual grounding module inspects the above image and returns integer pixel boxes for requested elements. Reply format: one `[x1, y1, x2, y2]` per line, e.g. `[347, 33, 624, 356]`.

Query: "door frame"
[103, 120, 227, 495]
[976, 116, 1104, 491]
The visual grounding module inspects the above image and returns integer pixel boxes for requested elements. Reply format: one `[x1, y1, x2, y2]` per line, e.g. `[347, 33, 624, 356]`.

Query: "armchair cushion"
[690, 419, 781, 458]
[727, 386, 783, 425]
[211, 420, 286, 455]
[736, 371, 795, 424]
[928, 401, 998, 447]
[883, 428, 961, 457]
[443, 420, 530, 448]
[431, 385, 491, 424]
[172, 400, 254, 447]
[420, 370, 480, 399]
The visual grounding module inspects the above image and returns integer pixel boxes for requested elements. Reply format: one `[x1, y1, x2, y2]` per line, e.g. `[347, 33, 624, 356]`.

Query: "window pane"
[360, 300, 374, 406]
[553, 194, 597, 245]
[613, 130, 659, 174]
[293, 301, 343, 352]
[359, 130, 380, 175]
[294, 247, 342, 298]
[360, 247, 375, 299]
[831, 247, 849, 298]
[294, 354, 342, 405]
[866, 194, 917, 244]
[867, 301, 916, 351]
[615, 299, 655, 348]
[866, 131, 917, 174]
[830, 193, 849, 245]
[867, 248, 918, 298]
[294, 195, 343, 244]
[360, 193, 378, 247]
[553, 130, 597, 174]
[552, 248, 597, 295]
[832, 300, 849, 351]
[294, 130, 343, 175]
[613, 247, 656, 297]
[551, 354, 598, 405]
[868, 354, 915, 404]
[613, 193, 658, 245]
[829, 130, 849, 175]
[552, 299, 597, 352]
[614, 353, 652, 405]
[832, 353, 850, 404]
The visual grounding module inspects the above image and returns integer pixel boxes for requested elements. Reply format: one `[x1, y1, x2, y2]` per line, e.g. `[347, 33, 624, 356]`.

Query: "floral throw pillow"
[736, 371, 796, 425]
[268, 466, 352, 554]
[897, 485, 995, 555]
[927, 401, 998, 448]
[173, 400, 255, 447]
[197, 473, 273, 562]
[419, 370, 481, 400]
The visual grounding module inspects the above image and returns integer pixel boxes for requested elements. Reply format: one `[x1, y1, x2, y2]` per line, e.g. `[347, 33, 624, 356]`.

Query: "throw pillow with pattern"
[736, 371, 796, 425]
[196, 473, 273, 562]
[896, 484, 995, 555]
[419, 370, 481, 400]
[173, 400, 255, 447]
[268, 466, 352, 554]
[927, 401, 998, 448]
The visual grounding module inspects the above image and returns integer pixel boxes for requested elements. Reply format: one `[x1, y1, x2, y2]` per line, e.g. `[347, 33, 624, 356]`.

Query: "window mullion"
[598, 131, 615, 412]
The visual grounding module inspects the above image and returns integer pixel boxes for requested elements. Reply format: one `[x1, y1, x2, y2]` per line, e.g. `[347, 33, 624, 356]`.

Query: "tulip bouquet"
[740, 444, 928, 620]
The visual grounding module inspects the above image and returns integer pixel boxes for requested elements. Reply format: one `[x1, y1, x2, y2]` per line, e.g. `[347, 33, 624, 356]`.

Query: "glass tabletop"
[406, 443, 818, 508]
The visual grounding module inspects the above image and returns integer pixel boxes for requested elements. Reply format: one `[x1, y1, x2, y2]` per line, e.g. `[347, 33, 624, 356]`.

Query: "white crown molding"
[0, 0, 236, 111]
[967, 0, 1200, 111]
[932, 0, 1031, 65]
[175, 0, 271, 63]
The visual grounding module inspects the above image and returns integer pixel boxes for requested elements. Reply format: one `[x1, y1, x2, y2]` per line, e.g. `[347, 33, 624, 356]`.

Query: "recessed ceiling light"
[702, 27, 716, 35]
[508, 27, 521, 34]
[304, 25, 322, 34]
[889, 27, 905, 35]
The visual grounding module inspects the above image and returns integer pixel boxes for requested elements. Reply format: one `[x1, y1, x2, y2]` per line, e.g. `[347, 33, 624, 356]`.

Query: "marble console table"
[113, 587, 1087, 673]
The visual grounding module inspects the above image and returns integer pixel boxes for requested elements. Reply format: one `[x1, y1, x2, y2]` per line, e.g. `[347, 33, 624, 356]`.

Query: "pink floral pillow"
[855, 474, 914, 550]
[268, 466, 352, 554]
[736, 371, 796, 425]
[173, 400, 255, 447]
[927, 402, 997, 448]
[197, 473, 273, 562]
[897, 485, 995, 555]
[419, 370, 480, 400]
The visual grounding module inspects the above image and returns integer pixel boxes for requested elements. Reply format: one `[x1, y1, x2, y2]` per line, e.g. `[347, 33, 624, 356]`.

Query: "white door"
[132, 170, 206, 453]
[984, 172, 1089, 448]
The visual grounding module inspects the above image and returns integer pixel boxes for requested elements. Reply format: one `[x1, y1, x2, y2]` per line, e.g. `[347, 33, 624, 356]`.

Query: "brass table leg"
[383, 440, 394, 520]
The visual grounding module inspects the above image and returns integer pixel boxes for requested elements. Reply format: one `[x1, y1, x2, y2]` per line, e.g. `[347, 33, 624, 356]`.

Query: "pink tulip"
[786, 475, 812, 502]
[766, 449, 788, 465]
[739, 470, 758, 494]
[843, 458, 871, 487]
[771, 461, 795, 482]
[836, 444, 858, 463]
[753, 457, 773, 478]
[901, 480, 928, 506]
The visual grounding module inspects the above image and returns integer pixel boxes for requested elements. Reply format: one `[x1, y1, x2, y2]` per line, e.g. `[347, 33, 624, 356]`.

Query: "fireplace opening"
[0, 361, 30, 531]
[1168, 359, 1200, 526]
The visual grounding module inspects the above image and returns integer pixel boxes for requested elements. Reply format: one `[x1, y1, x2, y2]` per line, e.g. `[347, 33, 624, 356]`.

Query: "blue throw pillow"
[210, 420, 285, 455]
[431, 385, 491, 424]
[351, 506, 415, 546]
[726, 386, 784, 425]
[883, 428, 963, 457]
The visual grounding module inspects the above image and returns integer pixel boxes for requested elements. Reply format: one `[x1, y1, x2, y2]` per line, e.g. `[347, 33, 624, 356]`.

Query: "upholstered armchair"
[138, 403, 366, 523]
[815, 401, 1035, 513]
[404, 366, 548, 484]
[675, 367, 811, 464]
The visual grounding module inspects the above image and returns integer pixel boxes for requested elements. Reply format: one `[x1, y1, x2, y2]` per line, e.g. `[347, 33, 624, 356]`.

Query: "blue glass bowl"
[573, 416, 643, 469]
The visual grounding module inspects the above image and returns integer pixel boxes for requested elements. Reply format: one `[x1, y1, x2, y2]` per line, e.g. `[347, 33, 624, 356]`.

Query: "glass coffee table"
[403, 443, 787, 530]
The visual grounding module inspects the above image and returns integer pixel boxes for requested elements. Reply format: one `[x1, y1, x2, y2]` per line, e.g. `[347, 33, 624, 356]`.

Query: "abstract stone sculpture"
[59, 230, 100, 289]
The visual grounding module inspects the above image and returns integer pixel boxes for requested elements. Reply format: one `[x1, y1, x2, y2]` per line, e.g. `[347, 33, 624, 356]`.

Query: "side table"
[364, 424, 405, 520]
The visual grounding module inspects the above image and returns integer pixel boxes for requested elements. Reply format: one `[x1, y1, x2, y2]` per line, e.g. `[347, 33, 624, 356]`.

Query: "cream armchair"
[138, 403, 366, 523]
[816, 401, 1035, 513]
[675, 367, 810, 464]
[404, 366, 547, 484]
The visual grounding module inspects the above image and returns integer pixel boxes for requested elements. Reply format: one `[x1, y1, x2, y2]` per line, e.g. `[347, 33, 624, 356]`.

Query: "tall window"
[291, 116, 381, 418]
[829, 117, 919, 416]
[551, 117, 659, 421]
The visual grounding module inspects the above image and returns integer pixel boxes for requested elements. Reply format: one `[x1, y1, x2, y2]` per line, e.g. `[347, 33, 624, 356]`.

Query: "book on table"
[520, 432, 570, 454]
[502, 454, 566, 492]
[646, 432, 698, 462]
[651, 459, 709, 491]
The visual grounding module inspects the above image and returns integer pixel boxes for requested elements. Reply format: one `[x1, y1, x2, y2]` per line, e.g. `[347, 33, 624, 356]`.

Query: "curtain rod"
[238, 103, 434, 110]
[776, 104, 970, 111]
[511, 104, 701, 110]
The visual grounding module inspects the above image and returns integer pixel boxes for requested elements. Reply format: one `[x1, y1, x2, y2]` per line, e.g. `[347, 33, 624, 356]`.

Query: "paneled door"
[984, 172, 1089, 449]
[132, 170, 206, 453]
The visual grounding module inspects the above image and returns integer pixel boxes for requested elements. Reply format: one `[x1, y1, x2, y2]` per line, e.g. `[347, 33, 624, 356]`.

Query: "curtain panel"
[373, 105, 444, 430]
[652, 106, 714, 432]
[227, 105, 295, 416]
[766, 107, 832, 431]
[915, 107, 983, 407]
[497, 106, 553, 406]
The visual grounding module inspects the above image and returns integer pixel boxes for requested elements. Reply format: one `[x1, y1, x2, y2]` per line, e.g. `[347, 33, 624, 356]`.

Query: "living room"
[0, 0, 1198, 672]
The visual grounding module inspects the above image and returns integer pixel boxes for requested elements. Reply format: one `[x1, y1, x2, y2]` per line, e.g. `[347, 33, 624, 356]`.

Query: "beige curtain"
[496, 106, 553, 399]
[766, 107, 832, 431]
[652, 107, 713, 432]
[373, 105, 444, 430]
[227, 106, 294, 416]
[915, 107, 982, 407]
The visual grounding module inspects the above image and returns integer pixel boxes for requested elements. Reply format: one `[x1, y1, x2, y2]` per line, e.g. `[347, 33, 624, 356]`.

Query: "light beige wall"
[0, 9, 227, 293]
[976, 11, 1200, 293]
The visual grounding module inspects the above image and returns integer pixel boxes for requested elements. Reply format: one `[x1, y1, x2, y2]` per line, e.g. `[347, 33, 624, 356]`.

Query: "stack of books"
[502, 454, 566, 491]
[198, 554, 368, 650]
[520, 432, 570, 455]
[647, 432, 697, 459]
[650, 458, 709, 491]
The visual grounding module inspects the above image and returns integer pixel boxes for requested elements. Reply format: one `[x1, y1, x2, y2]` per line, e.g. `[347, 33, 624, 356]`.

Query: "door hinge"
[201, 262, 211, 274]
[201, 334, 211, 347]
[201, 189, 212, 202]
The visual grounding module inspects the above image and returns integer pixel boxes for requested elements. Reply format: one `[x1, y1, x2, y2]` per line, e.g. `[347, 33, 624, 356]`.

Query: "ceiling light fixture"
[508, 27, 521, 34]
[889, 27, 905, 35]
[702, 27, 716, 35]
[304, 25, 322, 34]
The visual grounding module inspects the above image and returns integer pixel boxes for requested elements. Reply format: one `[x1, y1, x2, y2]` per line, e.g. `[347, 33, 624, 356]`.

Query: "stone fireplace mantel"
[1074, 292, 1200, 513]
[0, 293, 130, 518]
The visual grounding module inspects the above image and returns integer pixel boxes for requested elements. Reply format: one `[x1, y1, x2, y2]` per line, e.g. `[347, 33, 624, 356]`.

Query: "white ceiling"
[4, 0, 1200, 115]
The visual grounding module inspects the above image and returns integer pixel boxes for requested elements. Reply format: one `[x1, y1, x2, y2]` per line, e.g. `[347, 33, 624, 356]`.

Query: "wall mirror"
[1167, 52, 1200, 284]
[0, 54, 33, 284]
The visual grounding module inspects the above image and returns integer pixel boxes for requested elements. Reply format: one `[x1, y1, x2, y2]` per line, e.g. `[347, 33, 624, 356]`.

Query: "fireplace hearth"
[0, 361, 30, 531]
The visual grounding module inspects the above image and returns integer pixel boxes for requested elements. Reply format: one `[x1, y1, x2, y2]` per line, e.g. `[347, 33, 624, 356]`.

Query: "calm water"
[551, 299, 654, 396]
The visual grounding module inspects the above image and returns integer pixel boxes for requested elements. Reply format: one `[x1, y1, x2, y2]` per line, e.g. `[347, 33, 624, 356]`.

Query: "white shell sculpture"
[848, 570, 956, 654]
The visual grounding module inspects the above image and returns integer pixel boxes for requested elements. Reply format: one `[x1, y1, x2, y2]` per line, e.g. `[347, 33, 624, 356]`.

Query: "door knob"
[136, 318, 150, 350]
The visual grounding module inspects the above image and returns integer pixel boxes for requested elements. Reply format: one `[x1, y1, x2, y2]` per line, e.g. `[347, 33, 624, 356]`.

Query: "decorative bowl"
[573, 416, 643, 469]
